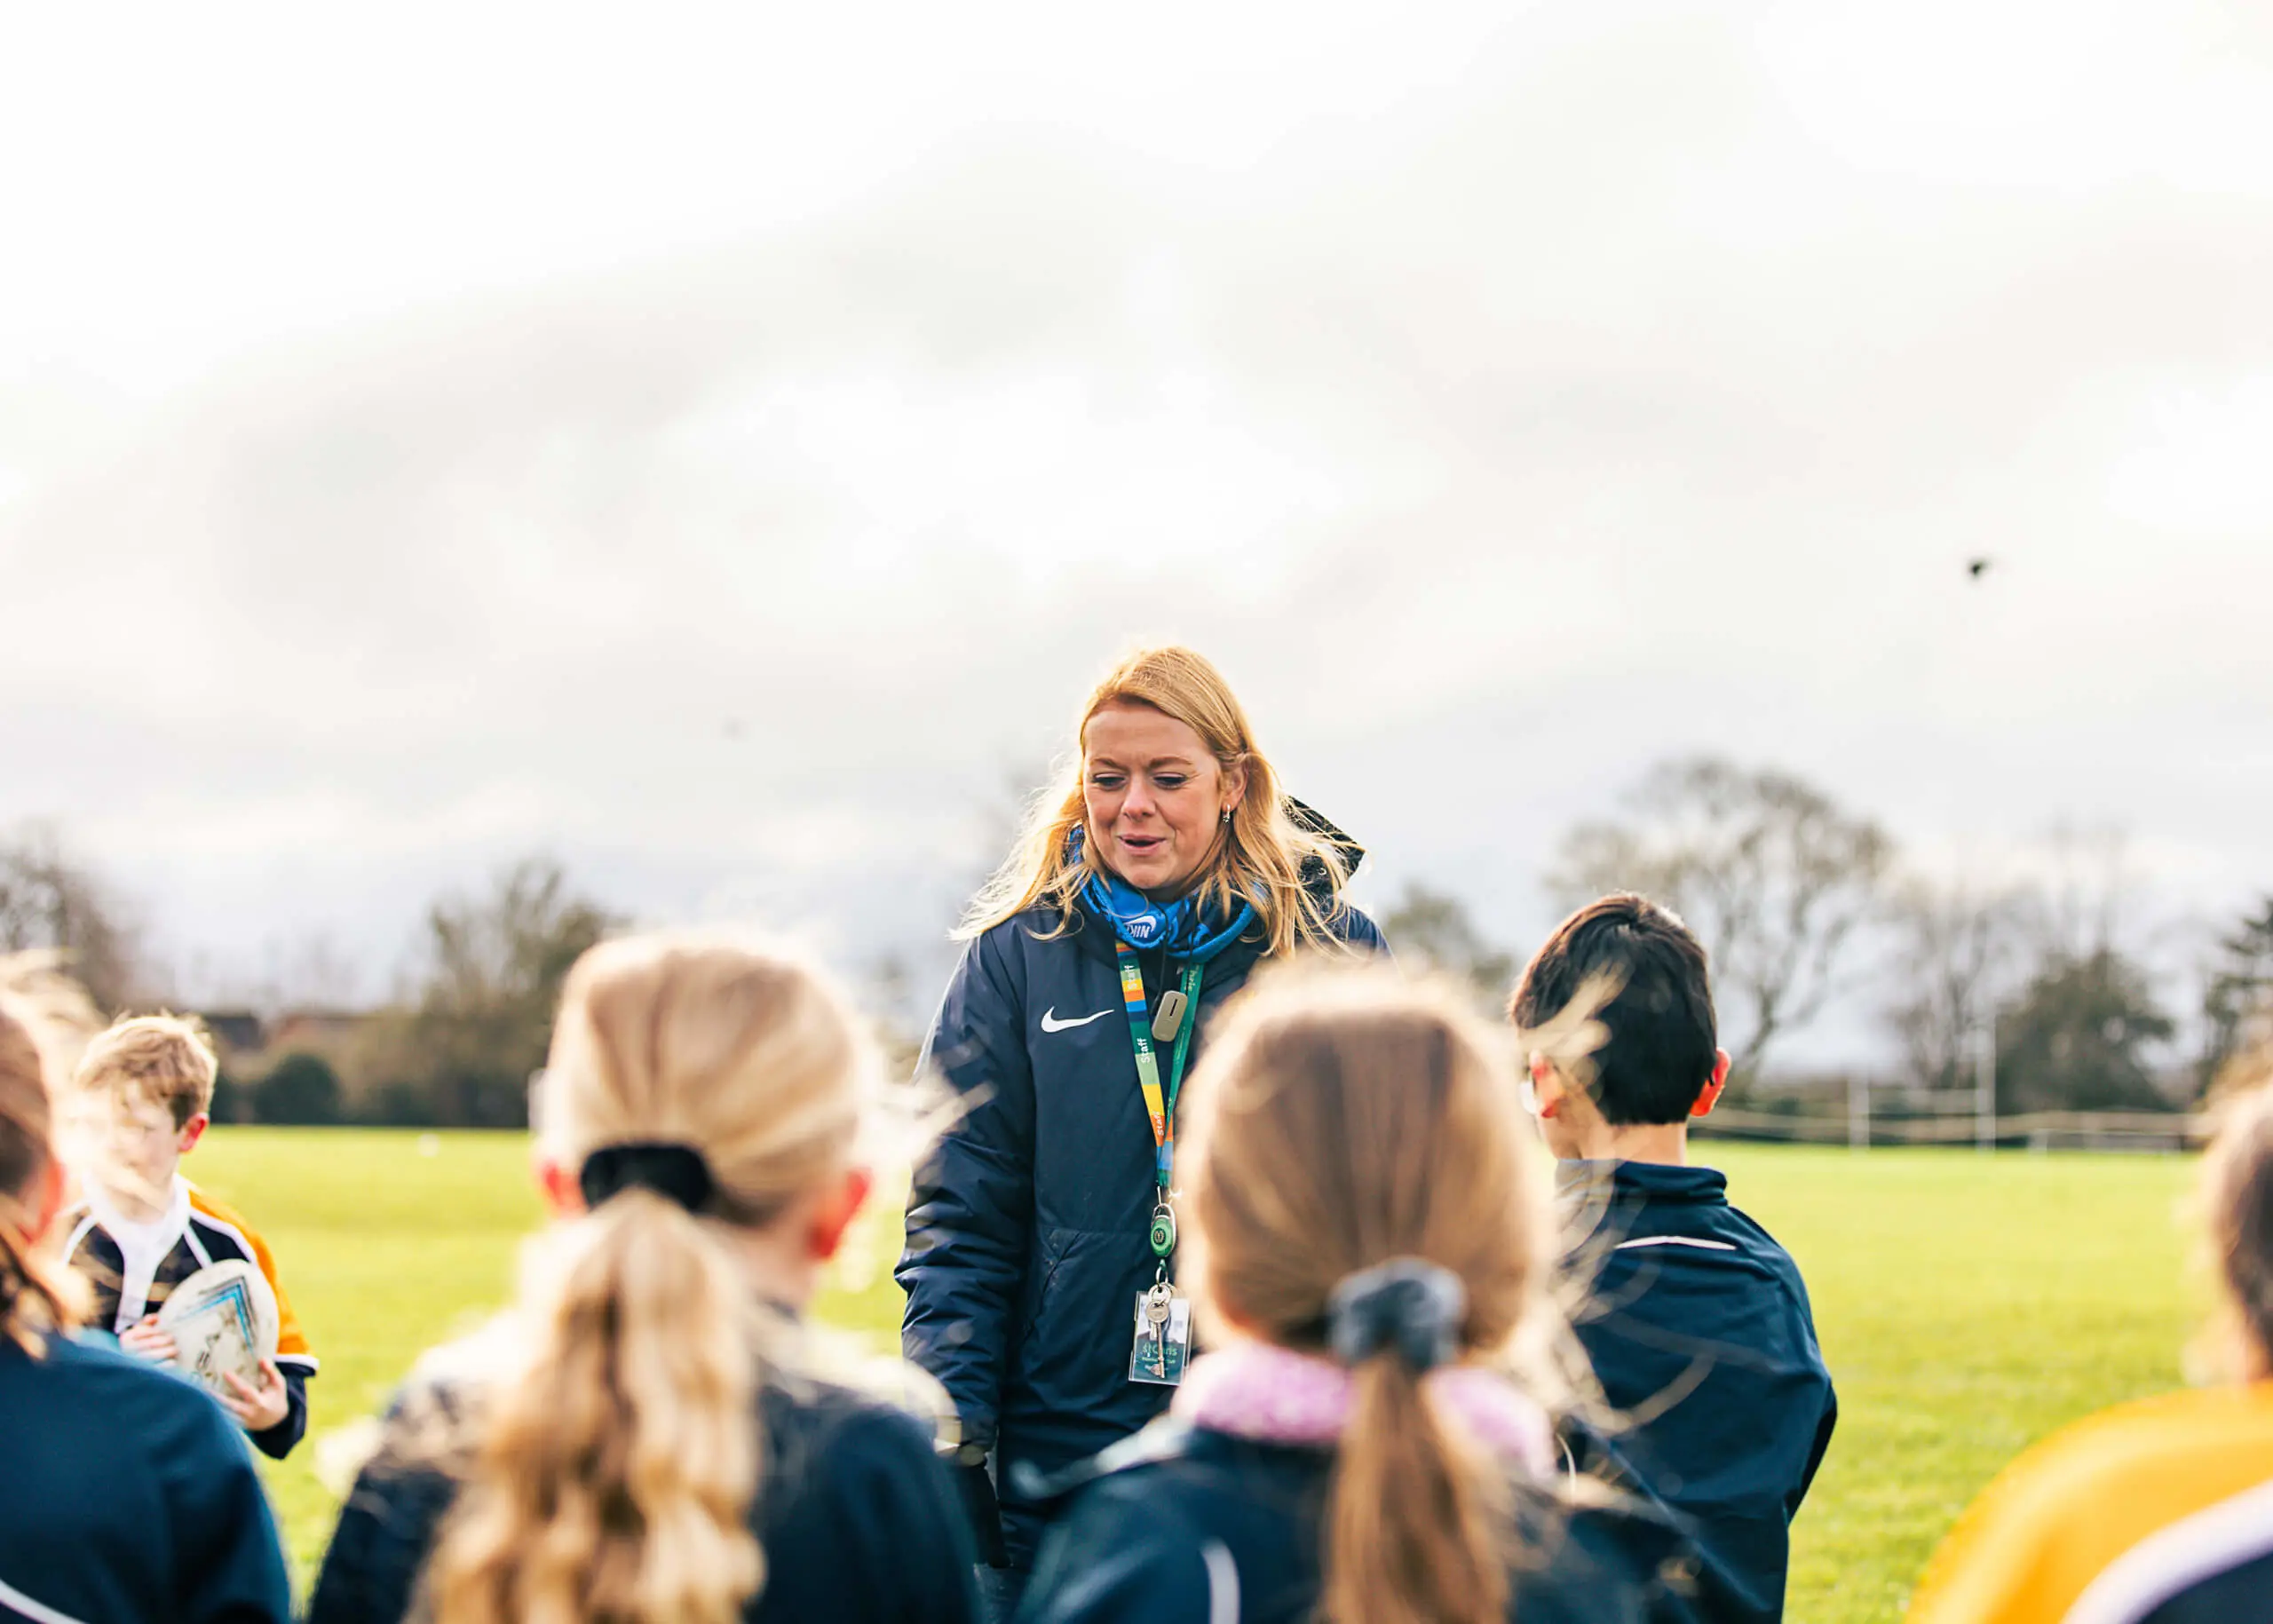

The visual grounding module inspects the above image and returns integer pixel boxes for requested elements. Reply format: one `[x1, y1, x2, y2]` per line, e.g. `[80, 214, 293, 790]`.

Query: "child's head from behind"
[1509, 893, 1727, 1156]
[67, 1014, 218, 1210]
[0, 996, 60, 1352]
[431, 931, 880, 1624]
[1, 955, 99, 1348]
[0, 996, 51, 1205]
[1182, 965, 1549, 1624]
[535, 932, 875, 1231]
[1186, 966, 1544, 1354]
[2198, 1072, 2273, 1382]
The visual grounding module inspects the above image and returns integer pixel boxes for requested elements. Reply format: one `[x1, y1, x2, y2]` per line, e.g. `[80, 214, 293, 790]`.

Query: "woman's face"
[1082, 701, 1247, 899]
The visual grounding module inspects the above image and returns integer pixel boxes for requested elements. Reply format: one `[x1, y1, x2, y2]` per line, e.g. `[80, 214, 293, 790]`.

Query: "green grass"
[1712, 1144, 2205, 1621]
[186, 1131, 2203, 1620]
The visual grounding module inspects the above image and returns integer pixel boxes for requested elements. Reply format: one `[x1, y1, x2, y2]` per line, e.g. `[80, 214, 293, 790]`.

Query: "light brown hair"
[961, 645, 1354, 957]
[2198, 1063, 2273, 1380]
[424, 931, 877, 1624]
[70, 1012, 219, 1128]
[1182, 966, 1552, 1624]
[0, 955, 98, 1353]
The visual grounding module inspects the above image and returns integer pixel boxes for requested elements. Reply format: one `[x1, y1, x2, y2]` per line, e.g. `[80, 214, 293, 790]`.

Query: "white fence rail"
[1697, 1106, 2204, 1152]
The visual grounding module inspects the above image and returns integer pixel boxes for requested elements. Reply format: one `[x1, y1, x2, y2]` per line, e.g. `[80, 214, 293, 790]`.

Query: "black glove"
[953, 1458, 1010, 1569]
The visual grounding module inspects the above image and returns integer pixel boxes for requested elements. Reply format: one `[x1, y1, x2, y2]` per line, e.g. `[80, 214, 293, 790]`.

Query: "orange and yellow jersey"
[59, 1174, 317, 1456]
[1909, 1382, 2273, 1624]
[59, 1176, 313, 1371]
[59, 1175, 316, 1460]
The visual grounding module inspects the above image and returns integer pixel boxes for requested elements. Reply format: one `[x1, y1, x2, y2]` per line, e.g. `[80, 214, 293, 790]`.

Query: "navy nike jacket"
[899, 829, 1385, 1570]
[1559, 1161, 1837, 1624]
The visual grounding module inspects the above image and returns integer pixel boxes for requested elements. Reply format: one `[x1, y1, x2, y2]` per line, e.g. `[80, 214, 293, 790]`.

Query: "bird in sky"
[1968, 558, 1992, 580]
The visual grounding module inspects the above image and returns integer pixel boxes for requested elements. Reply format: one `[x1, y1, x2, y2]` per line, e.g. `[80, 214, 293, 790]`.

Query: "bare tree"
[258, 930, 366, 1016]
[867, 950, 925, 1077]
[0, 824, 144, 1013]
[1988, 827, 2192, 1107]
[2021, 825, 2134, 964]
[1882, 875, 2028, 1092]
[1996, 947, 2175, 1113]
[1551, 757, 1892, 1079]
[367, 859, 619, 1126]
[1380, 882, 1517, 1010]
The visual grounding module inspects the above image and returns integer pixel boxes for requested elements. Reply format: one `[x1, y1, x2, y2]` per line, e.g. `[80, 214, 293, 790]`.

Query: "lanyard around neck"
[1114, 942, 1205, 1202]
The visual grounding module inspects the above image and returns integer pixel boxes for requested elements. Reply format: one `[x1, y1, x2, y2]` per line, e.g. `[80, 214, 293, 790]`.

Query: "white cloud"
[2108, 375, 2273, 540]
[2, 0, 2269, 1048]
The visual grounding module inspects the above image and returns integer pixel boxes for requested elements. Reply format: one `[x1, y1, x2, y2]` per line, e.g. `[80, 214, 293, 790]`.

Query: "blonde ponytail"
[427, 1192, 766, 1624]
[423, 933, 877, 1624]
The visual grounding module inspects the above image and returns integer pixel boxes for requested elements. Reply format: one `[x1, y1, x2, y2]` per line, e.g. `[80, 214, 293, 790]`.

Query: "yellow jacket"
[1909, 1382, 2273, 1623]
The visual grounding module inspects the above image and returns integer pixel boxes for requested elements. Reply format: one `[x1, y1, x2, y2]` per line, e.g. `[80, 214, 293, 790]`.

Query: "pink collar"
[1169, 1340, 1555, 1478]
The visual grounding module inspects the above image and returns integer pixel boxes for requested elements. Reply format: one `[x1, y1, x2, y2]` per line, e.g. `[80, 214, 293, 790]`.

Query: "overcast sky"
[3, 3, 2269, 1058]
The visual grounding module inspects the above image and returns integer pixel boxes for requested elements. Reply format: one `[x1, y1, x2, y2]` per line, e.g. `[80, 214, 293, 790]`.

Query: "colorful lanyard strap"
[1114, 942, 1204, 1261]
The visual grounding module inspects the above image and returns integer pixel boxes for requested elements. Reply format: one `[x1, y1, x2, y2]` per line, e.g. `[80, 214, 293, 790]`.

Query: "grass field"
[184, 1130, 2205, 1620]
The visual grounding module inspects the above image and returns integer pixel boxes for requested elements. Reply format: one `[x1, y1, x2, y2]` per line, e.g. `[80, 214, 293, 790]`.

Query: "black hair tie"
[1327, 1257, 1466, 1372]
[579, 1142, 716, 1214]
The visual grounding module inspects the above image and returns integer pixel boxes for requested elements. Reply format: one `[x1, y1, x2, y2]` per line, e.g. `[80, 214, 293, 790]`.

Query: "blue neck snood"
[1069, 828, 1255, 962]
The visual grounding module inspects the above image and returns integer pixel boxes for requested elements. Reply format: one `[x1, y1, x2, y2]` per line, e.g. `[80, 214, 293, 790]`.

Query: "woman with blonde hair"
[1909, 1066, 2273, 1624]
[0, 955, 291, 1623]
[310, 932, 978, 1624]
[1018, 967, 1690, 1623]
[899, 646, 1386, 1605]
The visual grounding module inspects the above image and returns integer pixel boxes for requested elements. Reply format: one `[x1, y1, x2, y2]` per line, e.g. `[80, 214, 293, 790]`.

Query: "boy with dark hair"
[1511, 893, 1836, 1624]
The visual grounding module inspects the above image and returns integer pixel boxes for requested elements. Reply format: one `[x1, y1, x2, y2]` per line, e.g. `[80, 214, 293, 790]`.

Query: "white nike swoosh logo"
[1040, 1007, 1115, 1034]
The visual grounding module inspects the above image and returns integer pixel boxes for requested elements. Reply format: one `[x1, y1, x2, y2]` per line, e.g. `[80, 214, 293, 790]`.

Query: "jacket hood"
[1286, 796, 1366, 889]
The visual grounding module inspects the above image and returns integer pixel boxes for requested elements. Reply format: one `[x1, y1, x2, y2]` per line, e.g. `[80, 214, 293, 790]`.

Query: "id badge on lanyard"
[1116, 943, 1202, 1387]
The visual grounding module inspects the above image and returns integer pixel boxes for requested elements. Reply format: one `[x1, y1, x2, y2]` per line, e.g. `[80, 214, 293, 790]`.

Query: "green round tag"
[1147, 1204, 1177, 1257]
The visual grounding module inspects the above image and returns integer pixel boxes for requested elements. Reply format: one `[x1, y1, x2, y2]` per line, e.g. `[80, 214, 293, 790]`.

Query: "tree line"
[1385, 758, 2266, 1114]
[8, 761, 2269, 1124]
[0, 836, 611, 1128]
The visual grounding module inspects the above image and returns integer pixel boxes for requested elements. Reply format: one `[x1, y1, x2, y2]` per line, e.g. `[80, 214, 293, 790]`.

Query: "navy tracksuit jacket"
[310, 1377, 979, 1624]
[1018, 1422, 1701, 1624]
[1560, 1161, 1838, 1624]
[898, 849, 1384, 1569]
[0, 1332, 291, 1624]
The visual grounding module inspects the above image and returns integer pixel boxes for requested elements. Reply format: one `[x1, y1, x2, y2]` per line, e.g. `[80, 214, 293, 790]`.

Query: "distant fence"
[1697, 1105, 2205, 1153]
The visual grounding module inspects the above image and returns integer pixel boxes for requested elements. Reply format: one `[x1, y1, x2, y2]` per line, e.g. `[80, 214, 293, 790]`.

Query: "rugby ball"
[155, 1259, 280, 1401]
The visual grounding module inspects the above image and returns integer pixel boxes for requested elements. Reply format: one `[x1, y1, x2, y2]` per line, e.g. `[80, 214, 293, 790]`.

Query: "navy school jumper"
[0, 1331, 291, 1624]
[1016, 1422, 1703, 1624]
[308, 1376, 980, 1624]
[898, 828, 1385, 1570]
[1558, 1161, 1838, 1624]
